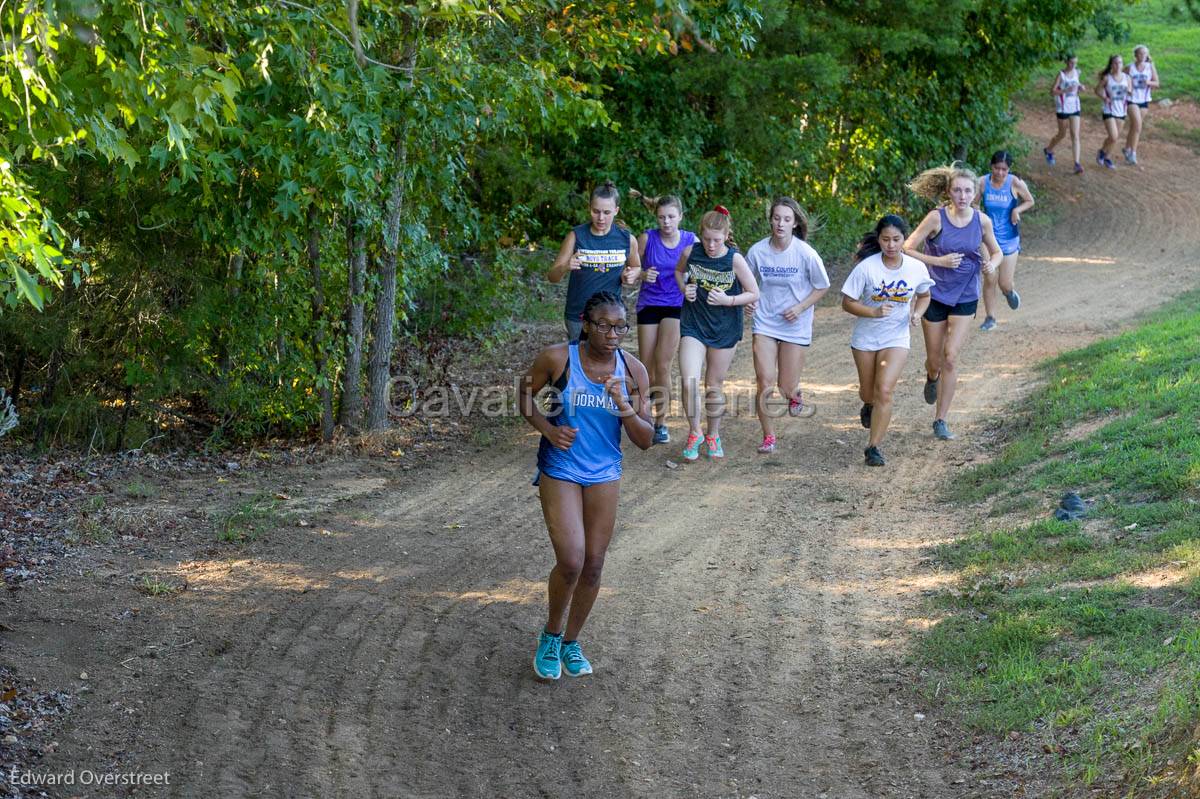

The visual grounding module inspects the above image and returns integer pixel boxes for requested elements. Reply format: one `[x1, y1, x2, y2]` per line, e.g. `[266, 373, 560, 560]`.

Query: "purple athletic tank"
[925, 208, 983, 305]
[636, 229, 695, 310]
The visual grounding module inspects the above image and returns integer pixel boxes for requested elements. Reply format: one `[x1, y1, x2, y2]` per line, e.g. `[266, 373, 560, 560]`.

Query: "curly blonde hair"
[907, 163, 979, 203]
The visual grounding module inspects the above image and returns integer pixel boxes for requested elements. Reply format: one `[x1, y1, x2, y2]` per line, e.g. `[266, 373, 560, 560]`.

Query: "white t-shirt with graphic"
[841, 253, 935, 351]
[746, 237, 831, 345]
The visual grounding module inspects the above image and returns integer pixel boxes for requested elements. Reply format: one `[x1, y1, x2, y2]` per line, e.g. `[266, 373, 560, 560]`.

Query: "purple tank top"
[925, 208, 983, 305]
[637, 229, 695, 310]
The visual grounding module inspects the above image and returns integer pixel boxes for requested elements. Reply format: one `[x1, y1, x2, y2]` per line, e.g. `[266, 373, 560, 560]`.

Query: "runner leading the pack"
[976, 151, 1034, 332]
[548, 181, 641, 340]
[630, 192, 695, 444]
[1123, 45, 1160, 165]
[1044, 54, 1085, 175]
[904, 164, 1003, 442]
[1095, 55, 1132, 171]
[745, 197, 830, 454]
[841, 215, 934, 466]
[676, 207, 759, 461]
[520, 291, 653, 680]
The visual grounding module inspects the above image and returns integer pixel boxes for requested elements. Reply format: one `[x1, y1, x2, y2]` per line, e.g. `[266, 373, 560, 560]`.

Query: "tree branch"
[276, 0, 413, 74]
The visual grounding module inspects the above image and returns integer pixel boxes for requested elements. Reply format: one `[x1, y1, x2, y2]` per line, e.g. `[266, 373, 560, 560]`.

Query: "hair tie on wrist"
[714, 205, 730, 216]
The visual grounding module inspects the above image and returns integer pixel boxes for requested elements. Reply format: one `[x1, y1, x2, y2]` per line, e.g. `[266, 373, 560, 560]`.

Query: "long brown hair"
[768, 196, 810, 241]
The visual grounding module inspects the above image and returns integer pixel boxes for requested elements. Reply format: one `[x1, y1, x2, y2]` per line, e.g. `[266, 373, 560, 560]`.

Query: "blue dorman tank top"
[982, 174, 1019, 250]
[537, 343, 627, 485]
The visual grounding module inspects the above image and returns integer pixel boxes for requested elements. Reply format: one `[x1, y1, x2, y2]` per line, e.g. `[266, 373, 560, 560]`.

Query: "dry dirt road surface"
[6, 110, 1199, 799]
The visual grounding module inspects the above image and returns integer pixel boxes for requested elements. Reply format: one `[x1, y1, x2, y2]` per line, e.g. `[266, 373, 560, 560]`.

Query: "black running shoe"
[860, 403, 873, 429]
[864, 446, 886, 467]
[923, 374, 939, 405]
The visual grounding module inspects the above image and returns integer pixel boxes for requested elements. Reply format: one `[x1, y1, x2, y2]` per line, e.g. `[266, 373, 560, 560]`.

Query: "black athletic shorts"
[637, 305, 682, 325]
[1056, 111, 1080, 119]
[1102, 112, 1126, 121]
[924, 298, 978, 323]
[1134, 101, 1149, 109]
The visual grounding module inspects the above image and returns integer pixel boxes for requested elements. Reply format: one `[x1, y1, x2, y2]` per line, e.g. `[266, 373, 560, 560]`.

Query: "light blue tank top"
[982, 174, 1019, 250]
[537, 343, 627, 485]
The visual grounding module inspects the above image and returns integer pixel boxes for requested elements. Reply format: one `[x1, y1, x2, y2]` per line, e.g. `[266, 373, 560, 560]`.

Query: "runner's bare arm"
[910, 291, 932, 325]
[623, 233, 643, 285]
[841, 295, 889, 319]
[519, 345, 572, 443]
[675, 245, 695, 298]
[903, 211, 957, 268]
[1012, 178, 1035, 224]
[548, 231, 579, 283]
[730, 254, 760, 306]
[980, 216, 1003, 274]
[636, 232, 650, 283]
[609, 353, 654, 450]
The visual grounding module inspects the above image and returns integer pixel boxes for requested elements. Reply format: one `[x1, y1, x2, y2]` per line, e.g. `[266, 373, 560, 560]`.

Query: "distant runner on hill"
[1123, 45, 1160, 165]
[1095, 54, 1133, 170]
[1044, 54, 1086, 175]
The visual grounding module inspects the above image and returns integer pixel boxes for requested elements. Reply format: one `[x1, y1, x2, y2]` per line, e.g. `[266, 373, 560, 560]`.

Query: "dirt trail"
[9, 111, 1200, 798]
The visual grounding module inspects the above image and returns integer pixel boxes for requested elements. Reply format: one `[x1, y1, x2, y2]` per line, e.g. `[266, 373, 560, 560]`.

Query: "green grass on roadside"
[918, 291, 1200, 794]
[213, 494, 285, 544]
[1020, 0, 1200, 105]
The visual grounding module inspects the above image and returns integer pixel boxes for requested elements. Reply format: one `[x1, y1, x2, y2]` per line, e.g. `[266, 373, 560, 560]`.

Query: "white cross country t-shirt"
[841, 253, 935, 351]
[746, 237, 831, 345]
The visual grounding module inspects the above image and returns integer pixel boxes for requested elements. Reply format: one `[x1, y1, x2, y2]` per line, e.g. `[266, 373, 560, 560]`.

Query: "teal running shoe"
[704, 435, 724, 460]
[682, 432, 702, 461]
[561, 640, 593, 677]
[533, 631, 562, 680]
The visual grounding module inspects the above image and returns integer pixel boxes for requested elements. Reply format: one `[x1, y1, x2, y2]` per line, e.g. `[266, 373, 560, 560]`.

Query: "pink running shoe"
[788, 391, 817, 418]
[757, 435, 777, 454]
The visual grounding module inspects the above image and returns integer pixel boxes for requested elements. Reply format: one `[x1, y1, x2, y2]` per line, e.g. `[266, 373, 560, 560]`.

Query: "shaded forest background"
[0, 0, 1142, 447]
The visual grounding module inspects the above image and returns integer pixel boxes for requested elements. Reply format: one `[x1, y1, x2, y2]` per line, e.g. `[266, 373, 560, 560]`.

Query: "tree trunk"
[9, 345, 25, 406]
[307, 206, 335, 442]
[219, 253, 244, 378]
[338, 213, 367, 432]
[32, 350, 62, 447]
[32, 280, 77, 447]
[366, 133, 408, 431]
[117, 384, 133, 450]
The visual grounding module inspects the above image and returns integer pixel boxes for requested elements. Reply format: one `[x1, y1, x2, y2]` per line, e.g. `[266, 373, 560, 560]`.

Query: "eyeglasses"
[587, 319, 630, 335]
